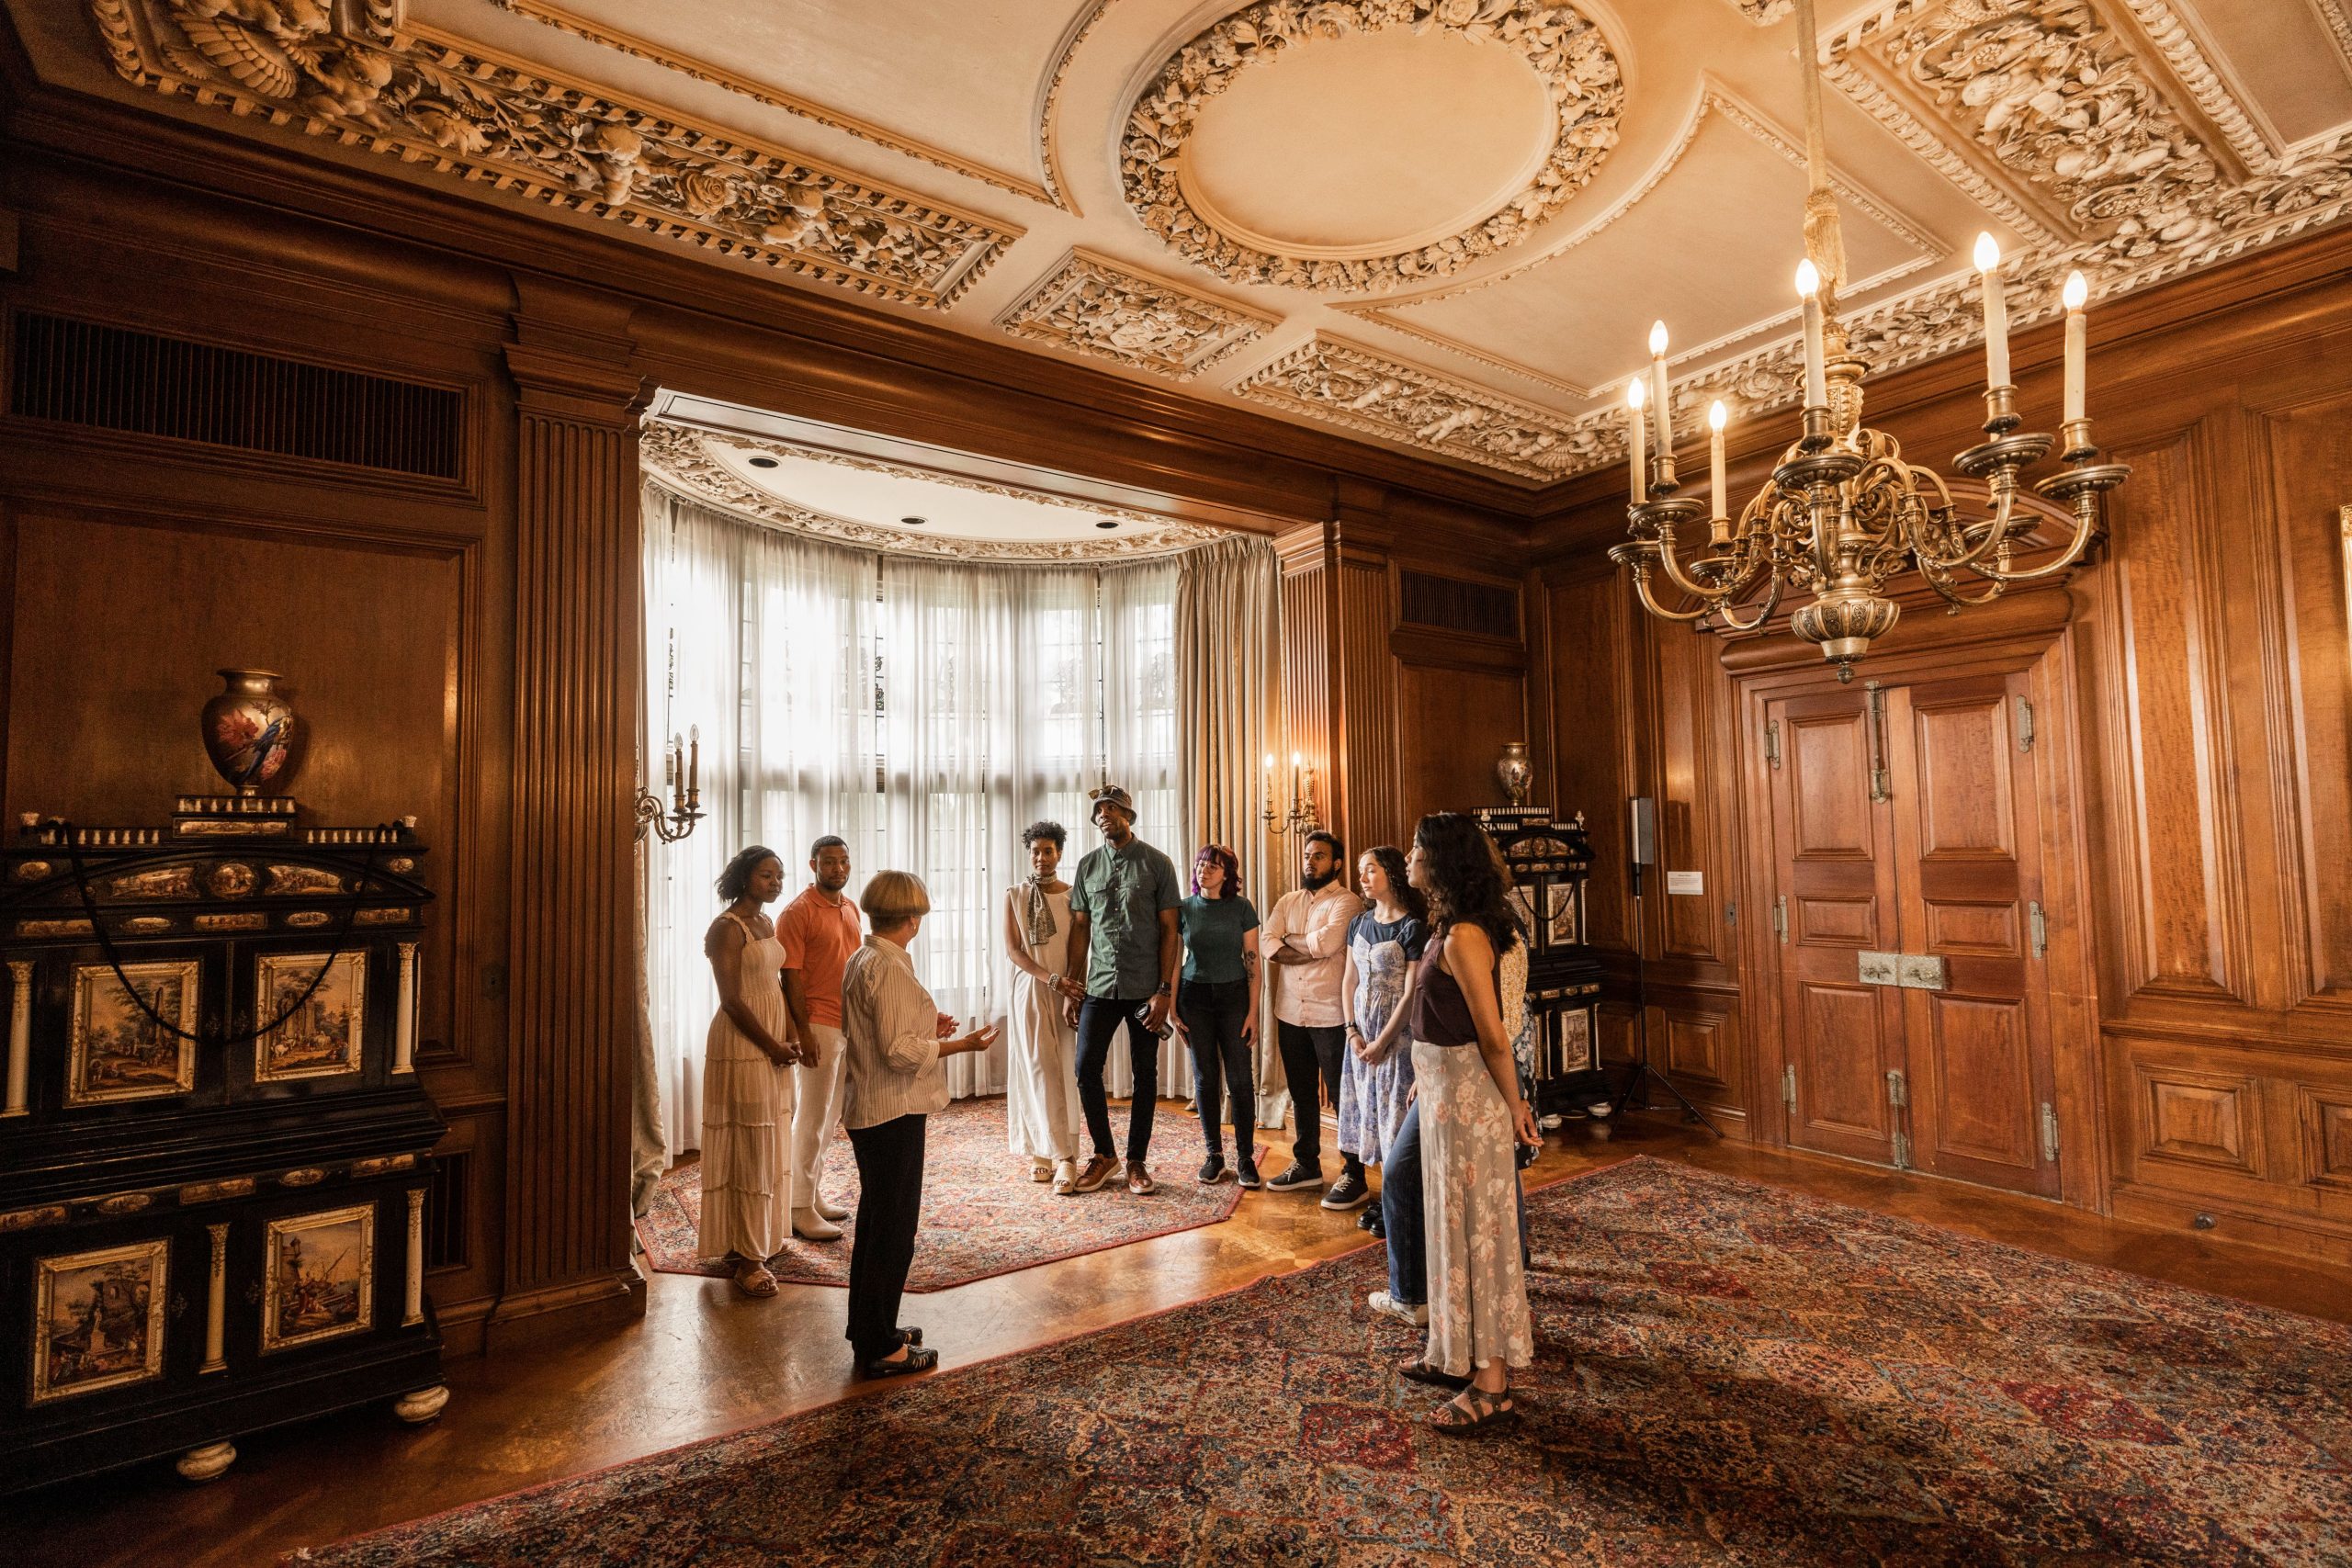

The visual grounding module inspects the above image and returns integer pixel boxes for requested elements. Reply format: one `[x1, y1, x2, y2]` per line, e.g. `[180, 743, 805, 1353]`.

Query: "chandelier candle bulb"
[1794, 261, 1827, 410]
[1974, 233, 2010, 389]
[1626, 378, 1647, 503]
[2062, 271, 2088, 424]
[1647, 321, 1674, 457]
[1707, 401, 1729, 542]
[686, 724, 700, 807]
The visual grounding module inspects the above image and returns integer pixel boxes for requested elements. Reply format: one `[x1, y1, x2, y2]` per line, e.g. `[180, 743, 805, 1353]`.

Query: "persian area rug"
[313, 1157, 2350, 1566]
[633, 1094, 1257, 1292]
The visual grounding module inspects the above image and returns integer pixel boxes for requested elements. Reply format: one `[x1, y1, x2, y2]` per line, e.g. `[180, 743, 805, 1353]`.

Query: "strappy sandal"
[730, 1261, 778, 1298]
[1397, 1358, 1471, 1391]
[1429, 1385, 1519, 1436]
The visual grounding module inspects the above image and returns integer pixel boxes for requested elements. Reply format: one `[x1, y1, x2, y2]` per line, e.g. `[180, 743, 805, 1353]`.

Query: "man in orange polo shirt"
[781, 835, 864, 1241]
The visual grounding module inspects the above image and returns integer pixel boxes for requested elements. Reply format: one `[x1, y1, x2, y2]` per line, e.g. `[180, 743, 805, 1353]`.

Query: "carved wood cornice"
[87, 0, 1023, 310]
[483, 0, 1062, 209]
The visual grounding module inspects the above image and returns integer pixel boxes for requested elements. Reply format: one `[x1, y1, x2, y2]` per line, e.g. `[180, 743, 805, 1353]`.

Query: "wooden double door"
[1766, 669, 2061, 1197]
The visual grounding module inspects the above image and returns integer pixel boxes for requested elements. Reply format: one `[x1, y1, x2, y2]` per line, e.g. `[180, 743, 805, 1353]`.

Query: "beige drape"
[1175, 532, 1290, 1128]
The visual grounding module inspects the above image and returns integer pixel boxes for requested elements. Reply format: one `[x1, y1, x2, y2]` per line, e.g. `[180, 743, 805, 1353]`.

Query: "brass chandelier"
[1606, 0, 2130, 678]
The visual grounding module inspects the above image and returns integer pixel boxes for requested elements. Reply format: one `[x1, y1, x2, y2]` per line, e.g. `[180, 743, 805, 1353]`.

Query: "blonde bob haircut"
[859, 870, 933, 927]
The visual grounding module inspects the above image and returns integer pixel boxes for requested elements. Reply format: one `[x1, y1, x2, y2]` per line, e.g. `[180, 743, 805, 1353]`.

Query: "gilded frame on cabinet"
[1551, 1004, 1596, 1077]
[66, 958, 200, 1106]
[254, 951, 366, 1082]
[260, 1202, 375, 1354]
[1544, 881, 1582, 948]
[31, 1237, 171, 1404]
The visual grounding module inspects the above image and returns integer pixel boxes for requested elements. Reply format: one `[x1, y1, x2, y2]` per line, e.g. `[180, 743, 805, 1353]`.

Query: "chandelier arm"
[1712, 571, 1786, 633]
[1651, 521, 1758, 604]
[1628, 565, 1718, 624]
[1959, 505, 2102, 583]
[1919, 558, 2007, 607]
[1915, 480, 2020, 573]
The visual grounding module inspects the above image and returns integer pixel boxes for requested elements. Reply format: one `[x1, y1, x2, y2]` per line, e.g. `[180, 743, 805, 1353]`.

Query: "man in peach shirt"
[781, 835, 864, 1240]
[1261, 830, 1368, 1205]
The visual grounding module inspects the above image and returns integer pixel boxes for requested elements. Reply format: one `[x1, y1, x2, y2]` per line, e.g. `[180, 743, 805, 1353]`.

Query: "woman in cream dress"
[699, 845, 804, 1298]
[1001, 820, 1085, 1189]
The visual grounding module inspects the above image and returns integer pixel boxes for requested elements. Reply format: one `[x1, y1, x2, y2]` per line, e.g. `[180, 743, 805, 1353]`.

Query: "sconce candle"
[1794, 259, 1827, 410]
[2062, 270, 2088, 423]
[1707, 400, 1729, 535]
[686, 725, 700, 807]
[1625, 378, 1647, 503]
[1646, 321, 1673, 457]
[1973, 233, 2010, 389]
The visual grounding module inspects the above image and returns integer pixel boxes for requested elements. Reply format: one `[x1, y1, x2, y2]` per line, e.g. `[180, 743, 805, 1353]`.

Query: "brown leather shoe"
[1125, 1160, 1156, 1195]
[1070, 1155, 1118, 1193]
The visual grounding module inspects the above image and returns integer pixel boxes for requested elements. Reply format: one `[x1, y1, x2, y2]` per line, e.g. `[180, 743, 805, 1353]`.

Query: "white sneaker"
[791, 1210, 842, 1241]
[813, 1194, 850, 1222]
[1368, 1291, 1428, 1327]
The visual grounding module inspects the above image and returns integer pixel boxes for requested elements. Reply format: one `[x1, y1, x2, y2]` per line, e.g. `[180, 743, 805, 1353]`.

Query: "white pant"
[789, 1021, 847, 1211]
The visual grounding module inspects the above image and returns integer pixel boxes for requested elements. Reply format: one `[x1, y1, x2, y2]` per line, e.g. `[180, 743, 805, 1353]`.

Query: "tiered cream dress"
[698, 908, 796, 1261]
[1004, 883, 1084, 1162]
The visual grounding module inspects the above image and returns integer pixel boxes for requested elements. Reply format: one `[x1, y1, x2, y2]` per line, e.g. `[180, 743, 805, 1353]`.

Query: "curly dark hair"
[1410, 813, 1513, 953]
[715, 844, 781, 903]
[1192, 842, 1241, 899]
[1359, 844, 1427, 923]
[1021, 820, 1066, 852]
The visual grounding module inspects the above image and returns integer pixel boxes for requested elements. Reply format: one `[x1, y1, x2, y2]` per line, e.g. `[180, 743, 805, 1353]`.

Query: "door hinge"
[1782, 1064, 1797, 1111]
[1772, 895, 1788, 943]
[1864, 681, 1891, 802]
[1885, 1068, 1908, 1109]
[1765, 719, 1781, 769]
[1891, 1131, 1913, 1169]
[2015, 695, 2036, 753]
[2040, 1101, 2061, 1163]
[2029, 900, 2048, 960]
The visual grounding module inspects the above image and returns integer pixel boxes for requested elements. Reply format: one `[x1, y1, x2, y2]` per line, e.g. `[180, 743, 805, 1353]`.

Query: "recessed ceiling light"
[900, 515, 928, 525]
[748, 456, 779, 468]
[1095, 519, 1118, 530]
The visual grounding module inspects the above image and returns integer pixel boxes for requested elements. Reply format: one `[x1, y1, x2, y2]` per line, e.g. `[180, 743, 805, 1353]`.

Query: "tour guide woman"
[838, 870, 996, 1377]
[1399, 812, 1540, 1432]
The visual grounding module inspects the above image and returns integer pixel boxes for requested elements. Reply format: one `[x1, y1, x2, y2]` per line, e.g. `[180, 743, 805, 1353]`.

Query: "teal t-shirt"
[1067, 836, 1182, 998]
[1180, 893, 1260, 985]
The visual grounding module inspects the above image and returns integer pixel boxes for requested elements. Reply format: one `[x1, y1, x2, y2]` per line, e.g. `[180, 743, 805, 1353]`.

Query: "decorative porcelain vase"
[1495, 740, 1533, 807]
[200, 669, 297, 795]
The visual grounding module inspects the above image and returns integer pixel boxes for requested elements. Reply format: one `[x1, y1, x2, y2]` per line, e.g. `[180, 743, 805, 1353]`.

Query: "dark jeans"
[1077, 995, 1159, 1162]
[1177, 979, 1253, 1157]
[1382, 1098, 1425, 1306]
[1277, 1020, 1351, 1171]
[843, 1113, 925, 1363]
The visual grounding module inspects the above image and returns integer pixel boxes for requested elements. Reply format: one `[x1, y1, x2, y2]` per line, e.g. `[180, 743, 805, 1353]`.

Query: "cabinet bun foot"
[175, 1440, 237, 1483]
[393, 1384, 451, 1424]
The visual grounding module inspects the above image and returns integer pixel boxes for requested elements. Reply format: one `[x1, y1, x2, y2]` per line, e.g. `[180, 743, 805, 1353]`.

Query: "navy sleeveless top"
[1407, 929, 1487, 1048]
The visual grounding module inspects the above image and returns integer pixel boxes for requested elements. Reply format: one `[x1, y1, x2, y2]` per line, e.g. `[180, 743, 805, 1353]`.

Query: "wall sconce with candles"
[1261, 750, 1319, 839]
[636, 726, 705, 844]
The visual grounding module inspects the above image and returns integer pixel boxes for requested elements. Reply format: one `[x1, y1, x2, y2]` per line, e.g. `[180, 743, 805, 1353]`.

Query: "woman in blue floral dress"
[1339, 845, 1428, 1235]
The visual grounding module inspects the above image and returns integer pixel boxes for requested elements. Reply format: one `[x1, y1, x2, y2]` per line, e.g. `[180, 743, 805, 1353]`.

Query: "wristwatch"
[1154, 982, 1173, 998]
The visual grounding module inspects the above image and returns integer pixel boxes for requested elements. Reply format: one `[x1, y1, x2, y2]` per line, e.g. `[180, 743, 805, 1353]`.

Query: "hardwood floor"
[8, 1103, 2347, 1567]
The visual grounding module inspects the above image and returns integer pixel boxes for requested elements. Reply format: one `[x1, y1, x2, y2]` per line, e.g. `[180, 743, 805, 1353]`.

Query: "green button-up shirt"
[1067, 836, 1181, 998]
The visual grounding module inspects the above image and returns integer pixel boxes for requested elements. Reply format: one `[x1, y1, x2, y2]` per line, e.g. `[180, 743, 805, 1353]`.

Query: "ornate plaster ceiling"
[32, 0, 2352, 489]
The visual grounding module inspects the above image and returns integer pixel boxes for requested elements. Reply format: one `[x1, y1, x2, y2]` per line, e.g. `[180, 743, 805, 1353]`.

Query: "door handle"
[1858, 951, 1900, 986]
[1858, 951, 1948, 990]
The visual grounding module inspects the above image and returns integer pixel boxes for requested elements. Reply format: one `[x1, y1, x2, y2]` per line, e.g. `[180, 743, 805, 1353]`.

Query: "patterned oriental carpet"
[634, 1095, 1258, 1292]
[313, 1158, 2349, 1566]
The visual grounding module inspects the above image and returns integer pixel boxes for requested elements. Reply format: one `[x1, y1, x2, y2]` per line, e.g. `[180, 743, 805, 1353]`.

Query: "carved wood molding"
[1119, 0, 1625, 294]
[994, 248, 1279, 382]
[484, 0, 1062, 209]
[87, 0, 1023, 310]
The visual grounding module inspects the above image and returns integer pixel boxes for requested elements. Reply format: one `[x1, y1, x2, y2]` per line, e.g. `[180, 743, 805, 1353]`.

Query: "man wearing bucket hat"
[1060, 784, 1182, 1196]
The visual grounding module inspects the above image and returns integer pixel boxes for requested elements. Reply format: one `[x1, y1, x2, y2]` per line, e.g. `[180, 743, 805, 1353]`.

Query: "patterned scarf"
[1023, 872, 1059, 946]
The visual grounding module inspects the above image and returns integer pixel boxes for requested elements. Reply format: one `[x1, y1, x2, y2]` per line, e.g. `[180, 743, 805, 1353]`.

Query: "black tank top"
[1407, 929, 1487, 1048]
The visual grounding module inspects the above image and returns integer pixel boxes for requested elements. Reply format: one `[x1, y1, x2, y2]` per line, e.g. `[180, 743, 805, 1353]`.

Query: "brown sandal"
[1397, 1358, 1471, 1391]
[730, 1261, 778, 1298]
[1429, 1385, 1519, 1435]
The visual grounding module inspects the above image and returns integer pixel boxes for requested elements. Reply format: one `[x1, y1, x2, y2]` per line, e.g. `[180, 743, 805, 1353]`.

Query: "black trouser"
[1382, 1097, 1425, 1305]
[1177, 978, 1253, 1157]
[1076, 995, 1159, 1162]
[843, 1113, 925, 1363]
[1276, 1021, 1351, 1171]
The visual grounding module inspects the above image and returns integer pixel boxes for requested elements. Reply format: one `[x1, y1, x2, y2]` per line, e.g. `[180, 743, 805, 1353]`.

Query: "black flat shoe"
[860, 1346, 938, 1379]
[899, 1325, 923, 1347]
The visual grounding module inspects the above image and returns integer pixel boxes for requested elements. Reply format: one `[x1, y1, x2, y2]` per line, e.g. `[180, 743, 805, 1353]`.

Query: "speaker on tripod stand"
[1623, 795, 1722, 1136]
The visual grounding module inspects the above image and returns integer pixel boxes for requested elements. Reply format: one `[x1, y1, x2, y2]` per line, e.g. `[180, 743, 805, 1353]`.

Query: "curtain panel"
[640, 485, 1262, 1155]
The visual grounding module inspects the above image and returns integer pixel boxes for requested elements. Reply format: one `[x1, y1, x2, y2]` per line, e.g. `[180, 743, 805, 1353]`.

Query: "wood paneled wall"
[1534, 222, 2352, 1265]
[0, 51, 1537, 1348]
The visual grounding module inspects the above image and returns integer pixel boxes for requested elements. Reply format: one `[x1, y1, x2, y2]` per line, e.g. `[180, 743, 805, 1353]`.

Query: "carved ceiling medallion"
[639, 423, 1227, 562]
[1232, 335, 1604, 481]
[1121, 0, 1624, 294]
[995, 250, 1277, 380]
[89, 0, 1021, 310]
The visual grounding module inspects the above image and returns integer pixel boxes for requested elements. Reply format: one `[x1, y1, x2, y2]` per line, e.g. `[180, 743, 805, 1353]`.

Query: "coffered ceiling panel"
[19, 0, 2351, 489]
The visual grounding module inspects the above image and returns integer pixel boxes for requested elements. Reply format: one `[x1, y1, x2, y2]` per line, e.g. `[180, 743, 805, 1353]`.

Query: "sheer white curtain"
[642, 483, 1198, 1145]
[642, 486, 878, 1155]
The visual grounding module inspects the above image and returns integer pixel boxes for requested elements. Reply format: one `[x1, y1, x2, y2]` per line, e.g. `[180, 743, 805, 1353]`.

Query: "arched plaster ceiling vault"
[41, 0, 2352, 487]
